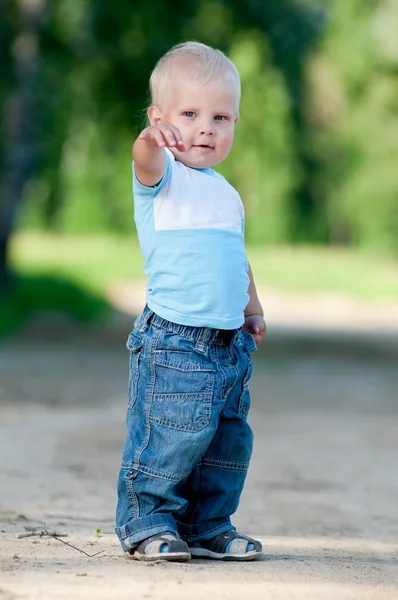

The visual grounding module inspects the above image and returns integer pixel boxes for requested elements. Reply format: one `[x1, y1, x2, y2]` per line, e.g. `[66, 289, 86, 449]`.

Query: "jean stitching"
[214, 345, 228, 403]
[151, 314, 196, 341]
[134, 327, 162, 467]
[135, 463, 192, 481]
[128, 345, 142, 410]
[202, 458, 249, 471]
[154, 355, 215, 372]
[242, 330, 257, 353]
[149, 417, 211, 432]
[122, 523, 176, 540]
[153, 392, 212, 399]
[195, 327, 212, 355]
[238, 353, 252, 419]
[126, 470, 140, 518]
[224, 343, 239, 400]
[150, 344, 214, 432]
[149, 395, 213, 431]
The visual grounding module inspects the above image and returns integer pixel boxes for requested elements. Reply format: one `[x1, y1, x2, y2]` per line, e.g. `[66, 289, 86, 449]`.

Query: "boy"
[115, 41, 266, 562]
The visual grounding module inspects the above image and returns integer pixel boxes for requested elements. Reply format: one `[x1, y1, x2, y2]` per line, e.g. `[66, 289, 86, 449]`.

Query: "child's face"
[156, 76, 238, 169]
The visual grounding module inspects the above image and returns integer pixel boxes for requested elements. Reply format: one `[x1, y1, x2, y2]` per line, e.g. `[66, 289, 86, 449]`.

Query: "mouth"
[192, 144, 215, 150]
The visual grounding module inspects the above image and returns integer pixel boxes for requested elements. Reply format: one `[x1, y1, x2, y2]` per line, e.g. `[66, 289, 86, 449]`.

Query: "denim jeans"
[115, 305, 257, 552]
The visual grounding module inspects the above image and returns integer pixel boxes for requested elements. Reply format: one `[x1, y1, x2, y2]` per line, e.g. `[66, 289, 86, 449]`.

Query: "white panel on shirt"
[153, 150, 244, 232]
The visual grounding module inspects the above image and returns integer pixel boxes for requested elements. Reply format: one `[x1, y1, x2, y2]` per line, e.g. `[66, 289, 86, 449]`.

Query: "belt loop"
[134, 304, 154, 332]
[194, 328, 211, 356]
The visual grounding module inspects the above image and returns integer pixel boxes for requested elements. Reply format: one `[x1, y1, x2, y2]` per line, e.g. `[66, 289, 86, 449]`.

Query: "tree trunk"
[0, 0, 44, 291]
[0, 239, 8, 289]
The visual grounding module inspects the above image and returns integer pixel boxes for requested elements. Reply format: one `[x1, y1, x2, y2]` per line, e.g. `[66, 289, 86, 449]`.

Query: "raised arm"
[133, 122, 185, 187]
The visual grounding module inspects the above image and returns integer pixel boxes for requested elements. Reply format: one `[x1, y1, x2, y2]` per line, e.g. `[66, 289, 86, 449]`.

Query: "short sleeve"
[132, 148, 174, 201]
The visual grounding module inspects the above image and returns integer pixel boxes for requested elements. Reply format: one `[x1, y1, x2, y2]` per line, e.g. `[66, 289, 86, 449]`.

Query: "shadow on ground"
[0, 273, 110, 337]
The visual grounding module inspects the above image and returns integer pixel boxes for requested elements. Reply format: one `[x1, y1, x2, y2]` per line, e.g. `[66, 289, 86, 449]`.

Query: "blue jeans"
[115, 305, 257, 552]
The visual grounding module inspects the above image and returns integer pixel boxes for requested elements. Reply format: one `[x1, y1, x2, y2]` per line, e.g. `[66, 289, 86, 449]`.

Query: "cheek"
[175, 120, 192, 140]
[218, 130, 234, 153]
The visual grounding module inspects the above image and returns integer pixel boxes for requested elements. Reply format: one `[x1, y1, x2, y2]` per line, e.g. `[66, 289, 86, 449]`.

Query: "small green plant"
[94, 527, 101, 537]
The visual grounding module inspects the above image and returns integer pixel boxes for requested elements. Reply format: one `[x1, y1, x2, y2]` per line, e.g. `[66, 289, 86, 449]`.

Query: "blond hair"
[149, 41, 241, 114]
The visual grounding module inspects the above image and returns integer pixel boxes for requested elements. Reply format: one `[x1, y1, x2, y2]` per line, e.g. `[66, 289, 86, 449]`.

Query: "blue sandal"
[129, 532, 191, 562]
[189, 530, 263, 561]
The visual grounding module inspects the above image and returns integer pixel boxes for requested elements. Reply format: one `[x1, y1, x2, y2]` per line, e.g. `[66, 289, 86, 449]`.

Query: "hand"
[138, 122, 185, 151]
[243, 314, 266, 346]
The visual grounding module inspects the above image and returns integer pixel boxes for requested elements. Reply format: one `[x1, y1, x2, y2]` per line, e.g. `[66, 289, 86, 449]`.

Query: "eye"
[183, 111, 195, 118]
[214, 115, 227, 121]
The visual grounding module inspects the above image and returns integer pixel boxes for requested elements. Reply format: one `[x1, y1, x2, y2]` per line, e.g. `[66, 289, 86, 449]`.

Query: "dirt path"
[1, 313, 398, 599]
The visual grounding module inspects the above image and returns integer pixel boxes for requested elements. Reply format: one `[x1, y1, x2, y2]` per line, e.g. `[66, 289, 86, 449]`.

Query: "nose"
[199, 119, 215, 135]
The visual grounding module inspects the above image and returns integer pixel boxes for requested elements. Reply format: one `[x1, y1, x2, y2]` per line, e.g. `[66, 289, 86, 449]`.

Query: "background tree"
[0, 0, 45, 288]
[1, 0, 398, 294]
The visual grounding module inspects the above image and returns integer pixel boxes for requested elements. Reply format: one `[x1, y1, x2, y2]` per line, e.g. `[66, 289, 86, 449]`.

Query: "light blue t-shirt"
[133, 149, 250, 329]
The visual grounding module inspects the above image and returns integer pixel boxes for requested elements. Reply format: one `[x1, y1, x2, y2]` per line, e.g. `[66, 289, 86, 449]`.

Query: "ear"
[147, 105, 163, 126]
[234, 116, 239, 124]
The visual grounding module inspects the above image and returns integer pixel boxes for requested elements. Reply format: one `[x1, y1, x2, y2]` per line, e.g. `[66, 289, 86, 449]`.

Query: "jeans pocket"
[241, 330, 257, 353]
[126, 331, 144, 410]
[238, 357, 253, 420]
[151, 350, 215, 432]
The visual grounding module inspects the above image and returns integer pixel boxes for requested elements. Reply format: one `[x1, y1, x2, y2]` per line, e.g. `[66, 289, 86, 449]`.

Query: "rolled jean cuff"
[177, 518, 234, 543]
[115, 513, 177, 551]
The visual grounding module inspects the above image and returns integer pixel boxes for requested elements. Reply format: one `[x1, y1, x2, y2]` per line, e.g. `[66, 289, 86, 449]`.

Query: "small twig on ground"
[18, 523, 104, 558]
[51, 534, 104, 557]
[18, 525, 68, 538]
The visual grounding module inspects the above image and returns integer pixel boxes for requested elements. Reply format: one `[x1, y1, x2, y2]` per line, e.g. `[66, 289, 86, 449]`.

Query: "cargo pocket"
[151, 350, 215, 432]
[126, 331, 144, 410]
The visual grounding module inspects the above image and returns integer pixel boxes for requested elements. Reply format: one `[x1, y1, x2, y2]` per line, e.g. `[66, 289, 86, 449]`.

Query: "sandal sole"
[189, 548, 264, 561]
[129, 551, 191, 562]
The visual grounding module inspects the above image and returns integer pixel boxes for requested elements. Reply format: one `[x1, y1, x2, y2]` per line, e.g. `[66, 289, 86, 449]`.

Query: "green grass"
[10, 234, 145, 290]
[248, 246, 398, 299]
[2, 232, 397, 336]
[10, 233, 398, 299]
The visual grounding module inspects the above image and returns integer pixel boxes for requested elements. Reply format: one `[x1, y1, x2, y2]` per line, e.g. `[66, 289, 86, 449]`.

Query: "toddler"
[115, 41, 266, 562]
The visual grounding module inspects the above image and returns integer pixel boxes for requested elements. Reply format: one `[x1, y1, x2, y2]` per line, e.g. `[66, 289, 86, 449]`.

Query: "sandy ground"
[1, 287, 398, 599]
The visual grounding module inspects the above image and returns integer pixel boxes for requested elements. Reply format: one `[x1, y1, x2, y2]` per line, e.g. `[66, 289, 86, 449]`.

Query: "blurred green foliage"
[0, 273, 109, 336]
[11, 233, 398, 300]
[2, 229, 398, 335]
[2, 0, 398, 251]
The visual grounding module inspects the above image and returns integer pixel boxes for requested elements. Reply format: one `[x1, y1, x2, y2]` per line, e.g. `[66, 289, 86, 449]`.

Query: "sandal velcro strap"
[189, 530, 263, 561]
[129, 532, 191, 562]
[203, 531, 261, 553]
